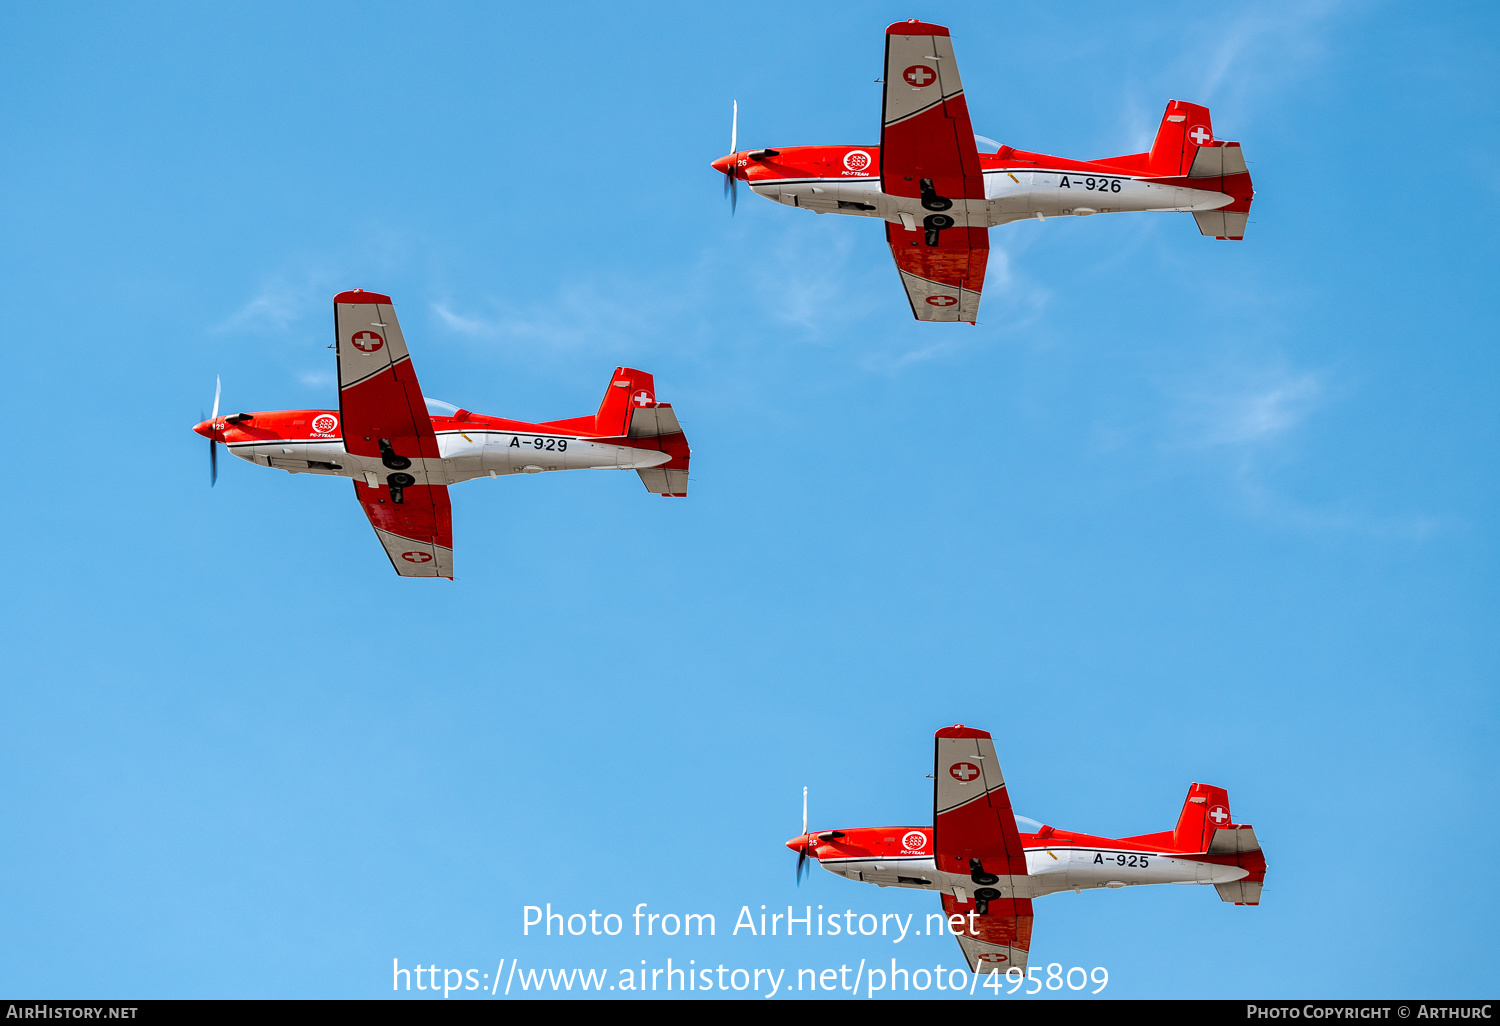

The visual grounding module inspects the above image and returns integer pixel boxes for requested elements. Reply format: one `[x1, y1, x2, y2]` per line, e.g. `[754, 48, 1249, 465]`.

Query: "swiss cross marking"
[632, 390, 655, 407]
[351, 330, 384, 354]
[903, 64, 936, 87]
[1189, 125, 1212, 146]
[927, 295, 958, 307]
[949, 762, 980, 782]
[401, 551, 432, 563]
[1209, 805, 1229, 825]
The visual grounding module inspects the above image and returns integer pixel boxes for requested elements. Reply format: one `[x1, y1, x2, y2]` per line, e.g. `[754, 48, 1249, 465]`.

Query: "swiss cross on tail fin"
[591, 367, 691, 497]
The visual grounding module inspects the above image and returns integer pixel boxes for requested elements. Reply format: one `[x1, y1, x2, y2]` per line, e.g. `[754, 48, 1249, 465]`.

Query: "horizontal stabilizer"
[638, 468, 688, 496]
[628, 403, 683, 438]
[1215, 879, 1263, 905]
[1189, 142, 1247, 177]
[1207, 824, 1261, 855]
[1192, 209, 1248, 240]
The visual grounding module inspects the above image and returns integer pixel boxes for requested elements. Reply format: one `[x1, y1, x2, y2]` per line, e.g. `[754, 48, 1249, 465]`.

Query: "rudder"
[1148, 100, 1215, 177]
[1172, 782, 1231, 852]
[595, 367, 657, 437]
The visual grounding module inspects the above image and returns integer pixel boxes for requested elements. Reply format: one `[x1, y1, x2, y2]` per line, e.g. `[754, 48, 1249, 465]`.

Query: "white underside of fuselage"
[751, 168, 1232, 226]
[226, 428, 670, 487]
[818, 845, 1248, 902]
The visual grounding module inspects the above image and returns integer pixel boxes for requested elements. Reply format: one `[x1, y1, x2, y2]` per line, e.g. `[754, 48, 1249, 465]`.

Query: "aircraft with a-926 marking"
[712, 18, 1254, 324]
[789, 725, 1266, 974]
[193, 290, 690, 580]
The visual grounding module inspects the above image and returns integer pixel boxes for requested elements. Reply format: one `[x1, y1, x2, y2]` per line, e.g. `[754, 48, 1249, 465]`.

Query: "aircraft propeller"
[795, 785, 810, 884]
[207, 375, 220, 486]
[721, 100, 739, 214]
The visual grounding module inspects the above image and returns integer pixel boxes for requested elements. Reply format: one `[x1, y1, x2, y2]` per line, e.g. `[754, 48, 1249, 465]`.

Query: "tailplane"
[1101, 100, 1254, 240]
[592, 366, 691, 497]
[1172, 783, 1266, 905]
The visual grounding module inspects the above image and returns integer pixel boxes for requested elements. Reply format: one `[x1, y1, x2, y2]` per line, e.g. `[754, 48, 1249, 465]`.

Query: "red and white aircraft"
[712, 19, 1255, 324]
[787, 724, 1266, 973]
[192, 290, 690, 580]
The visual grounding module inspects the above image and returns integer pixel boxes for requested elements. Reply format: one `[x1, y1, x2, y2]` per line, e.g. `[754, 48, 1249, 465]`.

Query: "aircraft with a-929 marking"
[789, 725, 1266, 974]
[712, 19, 1254, 324]
[193, 290, 690, 580]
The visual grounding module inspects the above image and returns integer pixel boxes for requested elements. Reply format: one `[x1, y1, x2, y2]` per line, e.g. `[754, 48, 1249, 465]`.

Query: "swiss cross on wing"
[949, 762, 980, 782]
[350, 330, 384, 354]
[903, 64, 936, 87]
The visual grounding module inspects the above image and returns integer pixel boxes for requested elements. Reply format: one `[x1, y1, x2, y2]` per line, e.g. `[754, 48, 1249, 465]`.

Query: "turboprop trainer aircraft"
[192, 290, 690, 580]
[787, 724, 1265, 973]
[712, 19, 1255, 324]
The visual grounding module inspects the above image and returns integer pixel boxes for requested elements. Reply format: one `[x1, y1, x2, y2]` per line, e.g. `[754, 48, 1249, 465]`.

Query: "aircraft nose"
[711, 153, 736, 176]
[192, 419, 215, 439]
[785, 834, 809, 853]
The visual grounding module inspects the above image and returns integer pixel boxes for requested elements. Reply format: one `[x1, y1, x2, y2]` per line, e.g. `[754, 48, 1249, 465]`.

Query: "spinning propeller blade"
[721, 101, 739, 214]
[208, 376, 220, 486]
[795, 785, 809, 884]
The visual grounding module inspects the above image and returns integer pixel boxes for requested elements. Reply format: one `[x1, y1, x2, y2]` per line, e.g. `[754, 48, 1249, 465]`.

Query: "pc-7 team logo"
[311, 413, 338, 436]
[901, 830, 927, 852]
[843, 149, 872, 173]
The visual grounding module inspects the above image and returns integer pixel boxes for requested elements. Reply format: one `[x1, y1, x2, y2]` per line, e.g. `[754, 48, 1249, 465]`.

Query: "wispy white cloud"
[1162, 358, 1442, 539]
[213, 279, 321, 335]
[1194, 2, 1343, 107]
[1174, 367, 1324, 449]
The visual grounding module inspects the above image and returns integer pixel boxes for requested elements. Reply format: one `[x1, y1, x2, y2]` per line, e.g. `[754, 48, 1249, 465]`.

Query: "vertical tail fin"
[1172, 782, 1231, 852]
[1148, 100, 1215, 177]
[594, 367, 657, 437]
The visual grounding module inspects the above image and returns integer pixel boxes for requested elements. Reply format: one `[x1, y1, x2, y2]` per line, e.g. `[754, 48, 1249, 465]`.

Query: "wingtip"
[887, 19, 950, 36]
[334, 289, 393, 305]
[935, 724, 992, 740]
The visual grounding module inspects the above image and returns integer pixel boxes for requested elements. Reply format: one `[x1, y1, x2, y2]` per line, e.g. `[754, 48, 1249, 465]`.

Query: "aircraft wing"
[880, 22, 988, 324]
[933, 725, 1032, 972]
[354, 481, 454, 579]
[886, 222, 988, 323]
[941, 892, 1034, 974]
[932, 725, 1029, 876]
[880, 22, 985, 212]
[334, 290, 452, 579]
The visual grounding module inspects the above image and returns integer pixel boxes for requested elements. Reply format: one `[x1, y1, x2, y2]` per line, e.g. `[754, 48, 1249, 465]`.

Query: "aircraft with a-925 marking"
[712, 19, 1254, 324]
[193, 290, 690, 580]
[789, 724, 1266, 974]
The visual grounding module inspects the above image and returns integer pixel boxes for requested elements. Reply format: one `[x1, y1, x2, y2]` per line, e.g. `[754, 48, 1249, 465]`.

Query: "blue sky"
[1, 0, 1496, 1000]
